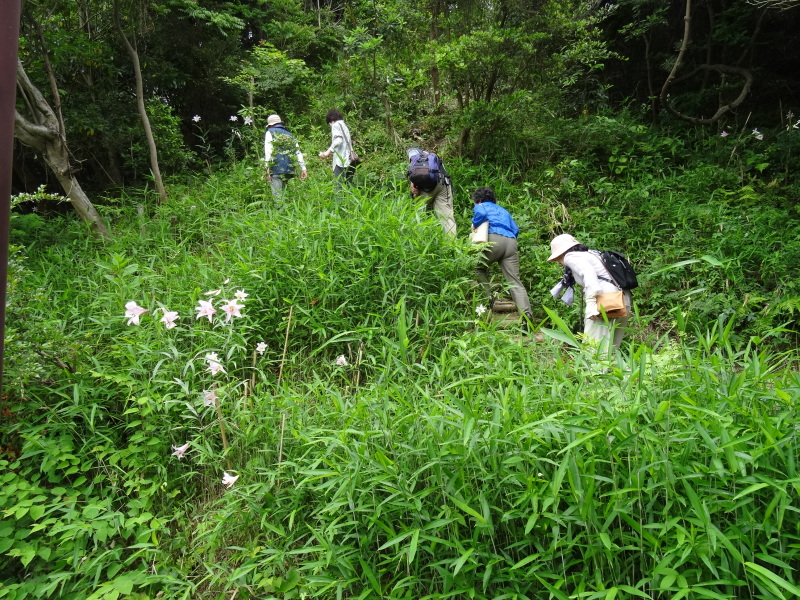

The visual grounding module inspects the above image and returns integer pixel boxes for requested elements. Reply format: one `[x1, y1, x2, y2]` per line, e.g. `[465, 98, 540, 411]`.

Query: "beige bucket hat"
[266, 114, 282, 127]
[548, 233, 582, 262]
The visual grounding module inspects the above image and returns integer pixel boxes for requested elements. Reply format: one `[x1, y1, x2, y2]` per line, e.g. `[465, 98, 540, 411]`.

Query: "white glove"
[585, 296, 599, 319]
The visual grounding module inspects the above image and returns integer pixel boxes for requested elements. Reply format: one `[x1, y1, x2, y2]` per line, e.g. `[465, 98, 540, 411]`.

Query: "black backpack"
[593, 250, 639, 291]
[407, 151, 448, 192]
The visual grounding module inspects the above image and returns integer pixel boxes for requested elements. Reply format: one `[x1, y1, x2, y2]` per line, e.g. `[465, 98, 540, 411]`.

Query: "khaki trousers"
[476, 233, 532, 319]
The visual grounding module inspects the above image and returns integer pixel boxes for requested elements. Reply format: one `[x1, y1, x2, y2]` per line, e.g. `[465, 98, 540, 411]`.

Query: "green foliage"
[6, 149, 800, 598]
[146, 100, 199, 173]
[224, 42, 313, 115]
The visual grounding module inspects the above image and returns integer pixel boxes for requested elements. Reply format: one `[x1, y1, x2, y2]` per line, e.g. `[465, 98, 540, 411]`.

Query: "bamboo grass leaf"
[452, 547, 474, 575]
[511, 553, 539, 570]
[745, 562, 800, 598]
[408, 528, 419, 564]
[535, 575, 570, 600]
[377, 529, 415, 552]
[445, 494, 486, 525]
[542, 306, 580, 347]
[732, 482, 769, 501]
[358, 558, 382, 595]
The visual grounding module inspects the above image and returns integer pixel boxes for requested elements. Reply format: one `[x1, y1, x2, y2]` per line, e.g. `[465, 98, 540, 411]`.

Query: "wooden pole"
[0, 0, 21, 393]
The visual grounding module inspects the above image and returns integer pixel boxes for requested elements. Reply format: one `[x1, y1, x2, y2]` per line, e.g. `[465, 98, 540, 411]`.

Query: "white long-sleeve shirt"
[326, 120, 352, 169]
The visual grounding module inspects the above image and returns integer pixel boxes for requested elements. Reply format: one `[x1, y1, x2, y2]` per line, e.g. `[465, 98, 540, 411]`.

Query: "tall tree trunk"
[14, 59, 110, 239]
[660, 0, 753, 125]
[430, 0, 441, 108]
[643, 35, 659, 125]
[113, 0, 167, 203]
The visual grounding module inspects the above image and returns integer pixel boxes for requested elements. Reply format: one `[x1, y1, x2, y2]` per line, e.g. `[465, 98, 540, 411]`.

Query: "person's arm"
[472, 204, 488, 229]
[264, 130, 273, 179]
[295, 141, 308, 179]
[564, 253, 601, 317]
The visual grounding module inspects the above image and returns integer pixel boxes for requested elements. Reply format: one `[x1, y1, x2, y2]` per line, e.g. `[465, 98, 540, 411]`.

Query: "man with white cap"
[264, 114, 307, 199]
[547, 233, 631, 352]
[406, 146, 456, 237]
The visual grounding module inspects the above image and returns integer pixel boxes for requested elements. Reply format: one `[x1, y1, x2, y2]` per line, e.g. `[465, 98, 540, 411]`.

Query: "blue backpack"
[407, 151, 448, 192]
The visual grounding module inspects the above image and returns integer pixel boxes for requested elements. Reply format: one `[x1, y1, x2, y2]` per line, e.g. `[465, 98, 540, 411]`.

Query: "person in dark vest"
[264, 114, 307, 200]
[407, 147, 456, 237]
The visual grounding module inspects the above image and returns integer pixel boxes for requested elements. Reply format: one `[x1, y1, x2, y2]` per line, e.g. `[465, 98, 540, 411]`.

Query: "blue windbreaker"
[472, 201, 519, 238]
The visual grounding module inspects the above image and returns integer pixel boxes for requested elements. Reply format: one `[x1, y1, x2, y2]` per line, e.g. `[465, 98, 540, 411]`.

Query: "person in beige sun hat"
[264, 114, 308, 200]
[548, 233, 631, 352]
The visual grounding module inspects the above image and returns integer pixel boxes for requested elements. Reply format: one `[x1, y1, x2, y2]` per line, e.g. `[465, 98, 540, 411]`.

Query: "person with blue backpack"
[406, 147, 456, 237]
[264, 114, 308, 200]
[472, 186, 533, 330]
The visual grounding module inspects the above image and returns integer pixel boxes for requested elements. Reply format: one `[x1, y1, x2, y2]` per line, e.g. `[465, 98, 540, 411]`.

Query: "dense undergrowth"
[3, 112, 800, 599]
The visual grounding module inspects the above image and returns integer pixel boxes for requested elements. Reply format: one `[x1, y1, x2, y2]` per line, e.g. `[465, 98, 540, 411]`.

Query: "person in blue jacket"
[471, 187, 533, 328]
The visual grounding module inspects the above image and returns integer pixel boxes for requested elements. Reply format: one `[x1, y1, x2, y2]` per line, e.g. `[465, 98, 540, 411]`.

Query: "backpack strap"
[598, 275, 620, 289]
[589, 250, 623, 289]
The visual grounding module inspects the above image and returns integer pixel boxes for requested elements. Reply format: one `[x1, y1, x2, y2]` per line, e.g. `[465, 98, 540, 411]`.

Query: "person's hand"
[300, 169, 308, 180]
[265, 169, 271, 181]
[319, 150, 330, 159]
[410, 182, 419, 196]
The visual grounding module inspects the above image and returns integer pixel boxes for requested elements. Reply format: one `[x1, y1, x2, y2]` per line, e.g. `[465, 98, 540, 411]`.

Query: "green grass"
[3, 124, 800, 599]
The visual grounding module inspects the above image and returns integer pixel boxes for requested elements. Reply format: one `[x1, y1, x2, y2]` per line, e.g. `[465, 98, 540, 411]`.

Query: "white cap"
[548, 233, 581, 262]
[407, 147, 422, 160]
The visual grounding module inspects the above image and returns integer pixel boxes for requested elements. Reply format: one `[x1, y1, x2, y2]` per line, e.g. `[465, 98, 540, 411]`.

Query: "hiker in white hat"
[264, 114, 307, 200]
[548, 233, 631, 352]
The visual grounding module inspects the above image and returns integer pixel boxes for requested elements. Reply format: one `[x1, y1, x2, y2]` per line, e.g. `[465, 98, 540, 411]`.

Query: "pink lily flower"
[206, 352, 226, 376]
[234, 289, 249, 301]
[222, 472, 239, 488]
[160, 309, 180, 329]
[220, 299, 245, 323]
[171, 442, 190, 459]
[336, 355, 348, 366]
[196, 300, 216, 322]
[124, 301, 148, 326]
[203, 389, 218, 407]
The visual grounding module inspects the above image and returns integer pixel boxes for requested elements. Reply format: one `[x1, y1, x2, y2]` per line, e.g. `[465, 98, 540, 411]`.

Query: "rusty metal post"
[0, 1, 22, 391]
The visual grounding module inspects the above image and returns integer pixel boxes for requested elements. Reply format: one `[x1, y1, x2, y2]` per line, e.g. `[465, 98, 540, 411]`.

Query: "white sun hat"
[266, 114, 282, 127]
[548, 233, 582, 262]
